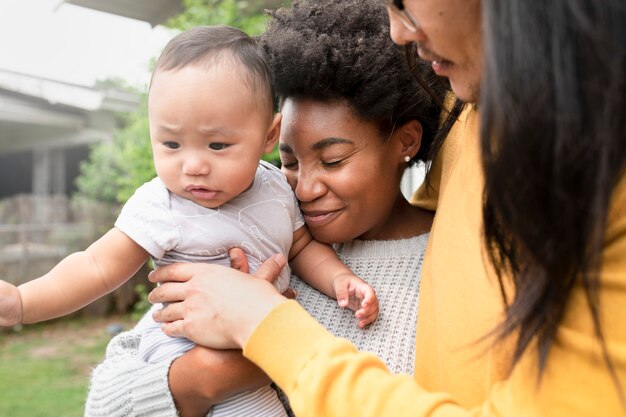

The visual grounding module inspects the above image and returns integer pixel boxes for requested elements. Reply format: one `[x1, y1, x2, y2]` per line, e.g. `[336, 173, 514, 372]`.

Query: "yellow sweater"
[244, 106, 626, 416]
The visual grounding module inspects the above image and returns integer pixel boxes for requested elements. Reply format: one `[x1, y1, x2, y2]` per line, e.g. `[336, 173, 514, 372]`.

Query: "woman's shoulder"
[412, 104, 478, 210]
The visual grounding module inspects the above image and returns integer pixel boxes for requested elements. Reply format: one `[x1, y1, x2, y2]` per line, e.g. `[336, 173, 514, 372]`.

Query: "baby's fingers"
[360, 287, 377, 306]
[356, 308, 378, 328]
[355, 304, 379, 328]
[335, 285, 350, 308]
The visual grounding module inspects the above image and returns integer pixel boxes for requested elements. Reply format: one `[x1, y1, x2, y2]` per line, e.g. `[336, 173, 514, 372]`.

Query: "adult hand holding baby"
[149, 253, 289, 350]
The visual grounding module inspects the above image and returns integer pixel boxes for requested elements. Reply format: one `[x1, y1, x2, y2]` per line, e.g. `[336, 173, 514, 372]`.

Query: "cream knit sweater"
[84, 235, 427, 416]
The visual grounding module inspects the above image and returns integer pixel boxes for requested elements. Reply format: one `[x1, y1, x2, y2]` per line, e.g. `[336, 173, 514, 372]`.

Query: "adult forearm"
[244, 302, 467, 417]
[245, 301, 626, 417]
[169, 347, 272, 417]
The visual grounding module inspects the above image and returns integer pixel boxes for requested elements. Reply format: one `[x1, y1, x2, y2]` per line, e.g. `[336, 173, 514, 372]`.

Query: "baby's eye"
[163, 141, 180, 149]
[209, 143, 229, 150]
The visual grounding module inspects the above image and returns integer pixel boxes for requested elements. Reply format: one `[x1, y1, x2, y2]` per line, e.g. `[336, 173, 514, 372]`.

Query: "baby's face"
[148, 63, 275, 208]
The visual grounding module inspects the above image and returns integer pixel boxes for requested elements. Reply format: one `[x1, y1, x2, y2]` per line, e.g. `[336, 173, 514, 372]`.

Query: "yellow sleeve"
[244, 174, 626, 417]
[245, 301, 468, 417]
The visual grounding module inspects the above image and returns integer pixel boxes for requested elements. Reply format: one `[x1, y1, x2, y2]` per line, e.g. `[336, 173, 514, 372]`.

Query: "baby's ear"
[395, 119, 423, 163]
[264, 113, 282, 153]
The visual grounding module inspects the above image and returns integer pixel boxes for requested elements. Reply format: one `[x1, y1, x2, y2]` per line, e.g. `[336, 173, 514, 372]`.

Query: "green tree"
[75, 0, 280, 206]
[75, 96, 153, 203]
[168, 0, 270, 35]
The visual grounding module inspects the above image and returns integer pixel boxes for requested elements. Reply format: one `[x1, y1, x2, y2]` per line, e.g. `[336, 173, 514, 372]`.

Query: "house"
[0, 1, 187, 200]
[0, 69, 139, 198]
[63, 0, 185, 27]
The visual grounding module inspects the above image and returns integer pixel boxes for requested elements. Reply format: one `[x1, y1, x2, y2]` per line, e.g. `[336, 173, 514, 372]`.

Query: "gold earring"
[404, 155, 411, 163]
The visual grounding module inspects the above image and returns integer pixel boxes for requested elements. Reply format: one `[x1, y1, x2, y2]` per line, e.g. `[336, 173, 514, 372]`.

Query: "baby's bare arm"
[290, 227, 379, 327]
[289, 226, 355, 298]
[19, 228, 149, 323]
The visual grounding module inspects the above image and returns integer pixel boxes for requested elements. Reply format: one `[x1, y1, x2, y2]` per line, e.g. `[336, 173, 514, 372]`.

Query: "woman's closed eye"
[280, 158, 298, 170]
[322, 159, 344, 168]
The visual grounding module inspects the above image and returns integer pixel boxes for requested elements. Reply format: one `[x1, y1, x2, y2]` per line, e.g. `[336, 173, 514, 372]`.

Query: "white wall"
[401, 162, 427, 200]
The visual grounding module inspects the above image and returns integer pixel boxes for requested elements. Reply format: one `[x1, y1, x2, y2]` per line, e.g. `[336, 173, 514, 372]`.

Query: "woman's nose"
[294, 170, 326, 202]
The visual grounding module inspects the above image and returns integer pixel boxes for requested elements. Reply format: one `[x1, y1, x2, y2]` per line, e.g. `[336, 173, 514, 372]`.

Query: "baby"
[0, 25, 378, 417]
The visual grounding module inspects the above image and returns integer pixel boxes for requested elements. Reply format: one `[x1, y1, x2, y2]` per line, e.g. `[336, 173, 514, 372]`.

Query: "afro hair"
[259, 0, 448, 162]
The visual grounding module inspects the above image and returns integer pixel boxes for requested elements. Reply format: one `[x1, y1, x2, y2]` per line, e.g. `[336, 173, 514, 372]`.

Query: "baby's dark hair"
[259, 0, 447, 162]
[152, 25, 274, 113]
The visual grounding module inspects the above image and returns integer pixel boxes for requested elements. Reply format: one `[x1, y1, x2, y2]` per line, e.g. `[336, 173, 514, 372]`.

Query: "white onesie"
[115, 160, 303, 417]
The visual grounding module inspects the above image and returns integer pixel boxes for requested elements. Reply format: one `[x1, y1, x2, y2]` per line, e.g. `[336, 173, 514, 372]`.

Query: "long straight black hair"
[480, 0, 626, 388]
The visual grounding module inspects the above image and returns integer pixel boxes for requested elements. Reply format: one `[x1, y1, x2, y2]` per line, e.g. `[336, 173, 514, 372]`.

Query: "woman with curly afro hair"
[85, 1, 456, 416]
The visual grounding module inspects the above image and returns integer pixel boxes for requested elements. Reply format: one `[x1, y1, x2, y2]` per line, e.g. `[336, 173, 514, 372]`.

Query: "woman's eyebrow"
[311, 137, 353, 151]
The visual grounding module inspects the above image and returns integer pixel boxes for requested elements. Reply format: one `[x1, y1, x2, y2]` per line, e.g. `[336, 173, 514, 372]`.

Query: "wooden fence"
[0, 194, 150, 316]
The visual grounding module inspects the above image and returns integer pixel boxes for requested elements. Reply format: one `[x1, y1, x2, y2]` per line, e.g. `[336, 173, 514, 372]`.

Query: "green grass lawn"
[0, 315, 135, 417]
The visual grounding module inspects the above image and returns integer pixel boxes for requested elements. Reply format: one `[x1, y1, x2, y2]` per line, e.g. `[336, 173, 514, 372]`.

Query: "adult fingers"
[152, 300, 185, 323]
[148, 281, 188, 304]
[149, 262, 196, 285]
[252, 254, 286, 284]
[281, 287, 298, 299]
[160, 319, 185, 338]
[229, 247, 249, 273]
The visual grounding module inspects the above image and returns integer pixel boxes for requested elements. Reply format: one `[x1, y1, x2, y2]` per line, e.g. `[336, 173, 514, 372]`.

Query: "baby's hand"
[333, 274, 379, 328]
[0, 280, 23, 327]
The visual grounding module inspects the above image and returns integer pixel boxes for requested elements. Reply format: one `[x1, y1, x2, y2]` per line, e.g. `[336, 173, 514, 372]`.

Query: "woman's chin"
[308, 225, 359, 245]
[308, 228, 338, 244]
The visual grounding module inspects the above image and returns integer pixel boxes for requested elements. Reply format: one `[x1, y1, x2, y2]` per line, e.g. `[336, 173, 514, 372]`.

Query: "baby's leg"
[137, 305, 195, 363]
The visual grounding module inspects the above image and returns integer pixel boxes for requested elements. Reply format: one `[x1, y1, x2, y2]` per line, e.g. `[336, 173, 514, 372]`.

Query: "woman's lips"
[301, 209, 341, 226]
